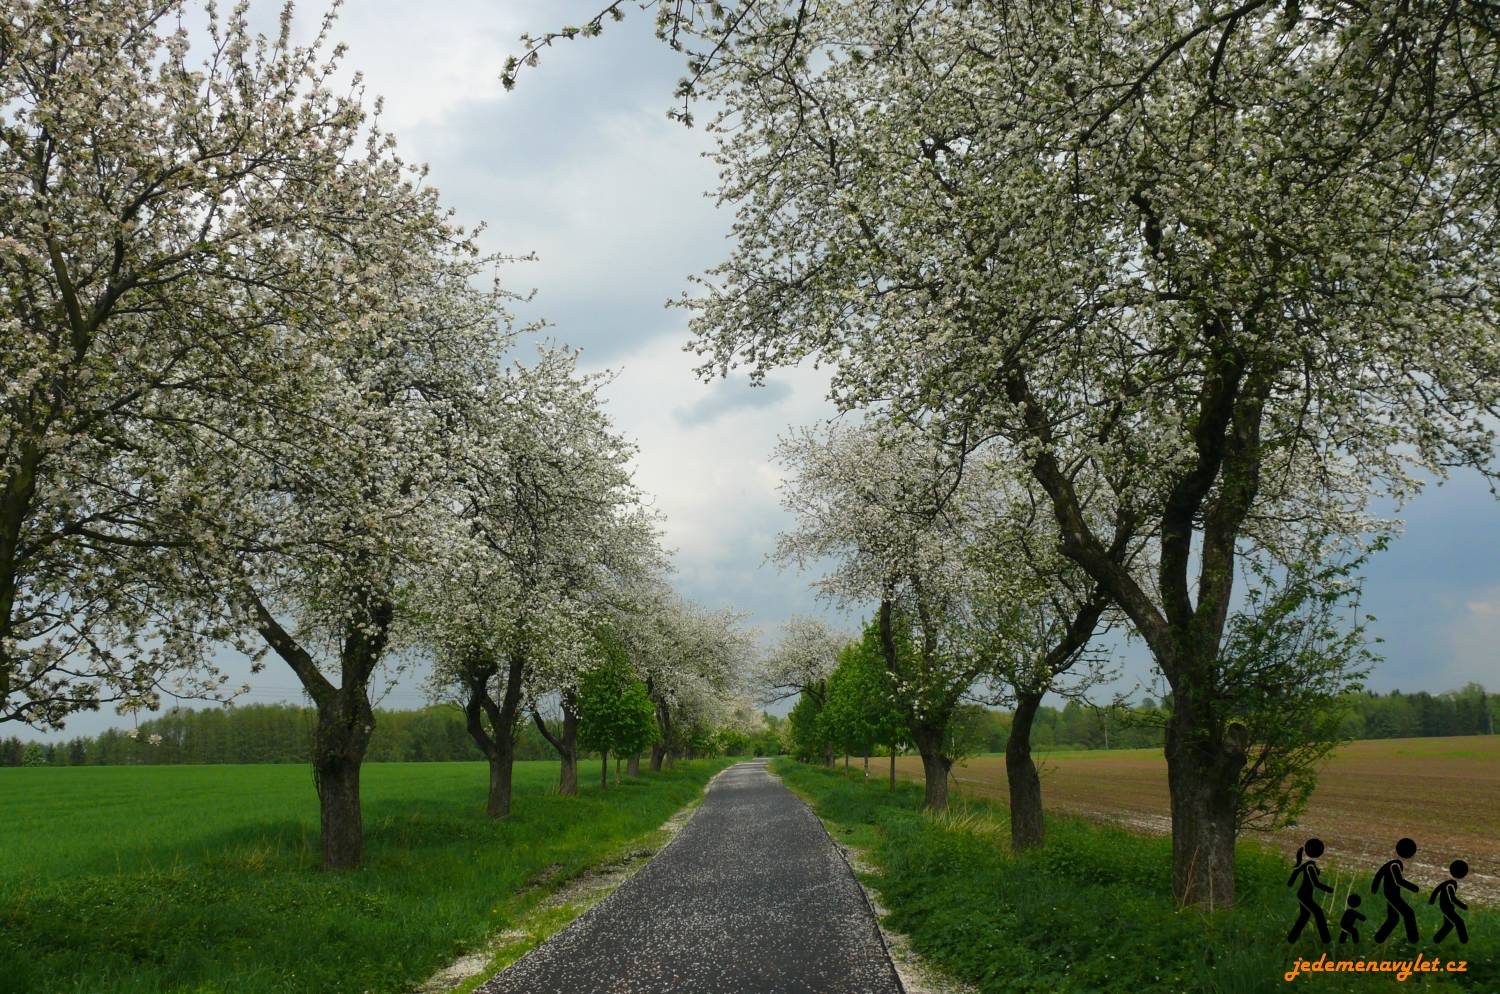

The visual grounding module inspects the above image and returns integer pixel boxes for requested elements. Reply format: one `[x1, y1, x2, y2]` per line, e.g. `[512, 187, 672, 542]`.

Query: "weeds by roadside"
[775, 760, 1498, 994]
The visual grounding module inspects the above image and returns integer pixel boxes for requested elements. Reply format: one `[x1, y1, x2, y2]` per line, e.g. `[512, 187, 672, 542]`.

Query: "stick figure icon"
[1338, 894, 1366, 943]
[1371, 837, 1420, 943]
[1287, 838, 1334, 943]
[1430, 859, 1469, 944]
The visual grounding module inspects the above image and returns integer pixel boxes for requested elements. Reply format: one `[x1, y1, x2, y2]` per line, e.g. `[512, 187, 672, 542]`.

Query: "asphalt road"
[477, 760, 905, 994]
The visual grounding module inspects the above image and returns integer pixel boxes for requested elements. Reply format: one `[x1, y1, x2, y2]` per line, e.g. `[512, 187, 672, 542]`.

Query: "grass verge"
[775, 759, 1498, 994]
[0, 758, 730, 994]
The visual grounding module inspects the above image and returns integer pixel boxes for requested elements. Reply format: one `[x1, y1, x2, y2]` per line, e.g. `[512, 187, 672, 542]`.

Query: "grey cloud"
[673, 380, 794, 427]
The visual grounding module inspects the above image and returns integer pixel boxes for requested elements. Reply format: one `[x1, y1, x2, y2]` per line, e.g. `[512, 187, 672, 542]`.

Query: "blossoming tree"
[0, 0, 406, 730]
[674, 0, 1500, 905]
[422, 349, 651, 817]
[753, 616, 846, 765]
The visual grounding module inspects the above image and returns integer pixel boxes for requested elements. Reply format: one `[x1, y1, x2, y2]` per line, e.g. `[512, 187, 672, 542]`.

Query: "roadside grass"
[776, 760, 1498, 994]
[0, 758, 730, 994]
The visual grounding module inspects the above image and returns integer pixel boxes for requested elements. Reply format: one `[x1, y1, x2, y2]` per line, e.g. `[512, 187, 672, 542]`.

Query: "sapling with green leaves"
[577, 630, 658, 787]
[821, 626, 907, 788]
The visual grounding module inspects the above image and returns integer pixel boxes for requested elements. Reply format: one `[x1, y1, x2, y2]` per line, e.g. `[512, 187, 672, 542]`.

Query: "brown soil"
[892, 735, 1500, 903]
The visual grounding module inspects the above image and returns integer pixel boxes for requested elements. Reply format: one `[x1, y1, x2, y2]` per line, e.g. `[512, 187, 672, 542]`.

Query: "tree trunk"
[1006, 690, 1045, 850]
[823, 743, 835, 768]
[1164, 697, 1246, 909]
[614, 756, 621, 786]
[314, 751, 364, 870]
[556, 692, 578, 796]
[627, 752, 641, 776]
[487, 744, 515, 819]
[256, 590, 388, 872]
[311, 691, 374, 870]
[558, 735, 578, 796]
[863, 753, 870, 777]
[462, 651, 526, 820]
[650, 696, 671, 771]
[912, 728, 951, 810]
[844, 752, 850, 770]
[889, 747, 897, 790]
[601, 749, 609, 788]
[534, 693, 580, 797]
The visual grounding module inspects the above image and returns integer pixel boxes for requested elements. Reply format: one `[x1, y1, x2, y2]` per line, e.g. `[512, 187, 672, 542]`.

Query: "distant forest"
[0, 704, 552, 768]
[2, 684, 1494, 767]
[943, 682, 1497, 757]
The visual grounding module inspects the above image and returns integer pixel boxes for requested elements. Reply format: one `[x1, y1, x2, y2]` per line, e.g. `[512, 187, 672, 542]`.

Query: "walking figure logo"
[1372, 838, 1420, 943]
[1431, 860, 1469, 944]
[1286, 835, 1472, 946]
[1287, 838, 1334, 944]
[1338, 895, 1365, 944]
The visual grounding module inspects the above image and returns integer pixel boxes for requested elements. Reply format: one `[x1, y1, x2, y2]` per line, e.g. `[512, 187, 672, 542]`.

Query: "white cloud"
[1444, 585, 1500, 688]
[588, 330, 837, 621]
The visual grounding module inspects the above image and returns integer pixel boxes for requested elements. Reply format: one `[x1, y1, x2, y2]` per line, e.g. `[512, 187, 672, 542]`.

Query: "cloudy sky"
[41, 1, 1498, 737]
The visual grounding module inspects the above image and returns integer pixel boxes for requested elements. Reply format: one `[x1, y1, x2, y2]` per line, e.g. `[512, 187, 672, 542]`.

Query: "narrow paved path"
[479, 760, 904, 994]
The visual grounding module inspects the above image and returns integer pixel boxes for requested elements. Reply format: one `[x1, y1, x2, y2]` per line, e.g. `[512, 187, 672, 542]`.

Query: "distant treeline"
[943, 683, 1497, 756]
[2, 684, 1492, 767]
[1343, 682, 1495, 739]
[0, 704, 559, 767]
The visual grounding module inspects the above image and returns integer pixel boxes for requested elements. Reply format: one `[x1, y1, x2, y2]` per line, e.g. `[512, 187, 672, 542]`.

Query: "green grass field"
[776, 759, 1499, 994]
[0, 759, 729, 994]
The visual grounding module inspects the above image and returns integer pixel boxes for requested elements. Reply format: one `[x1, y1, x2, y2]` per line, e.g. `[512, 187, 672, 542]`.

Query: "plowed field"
[893, 735, 1500, 903]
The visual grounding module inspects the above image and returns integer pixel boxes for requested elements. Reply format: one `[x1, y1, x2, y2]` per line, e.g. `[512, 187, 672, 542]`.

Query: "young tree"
[576, 632, 658, 787]
[821, 627, 907, 788]
[678, 1, 1499, 905]
[1218, 544, 1376, 832]
[786, 691, 829, 763]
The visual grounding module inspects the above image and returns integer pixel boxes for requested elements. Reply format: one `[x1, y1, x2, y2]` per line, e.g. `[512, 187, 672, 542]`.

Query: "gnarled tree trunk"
[1165, 691, 1247, 908]
[312, 689, 374, 870]
[912, 727, 951, 810]
[463, 650, 527, 819]
[487, 742, 515, 818]
[253, 586, 390, 871]
[650, 695, 672, 771]
[533, 690, 579, 797]
[1006, 690, 1045, 850]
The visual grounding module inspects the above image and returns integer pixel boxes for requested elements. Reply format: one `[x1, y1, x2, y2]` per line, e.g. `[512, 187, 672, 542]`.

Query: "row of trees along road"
[0, 2, 763, 870]
[527, 0, 1500, 908]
